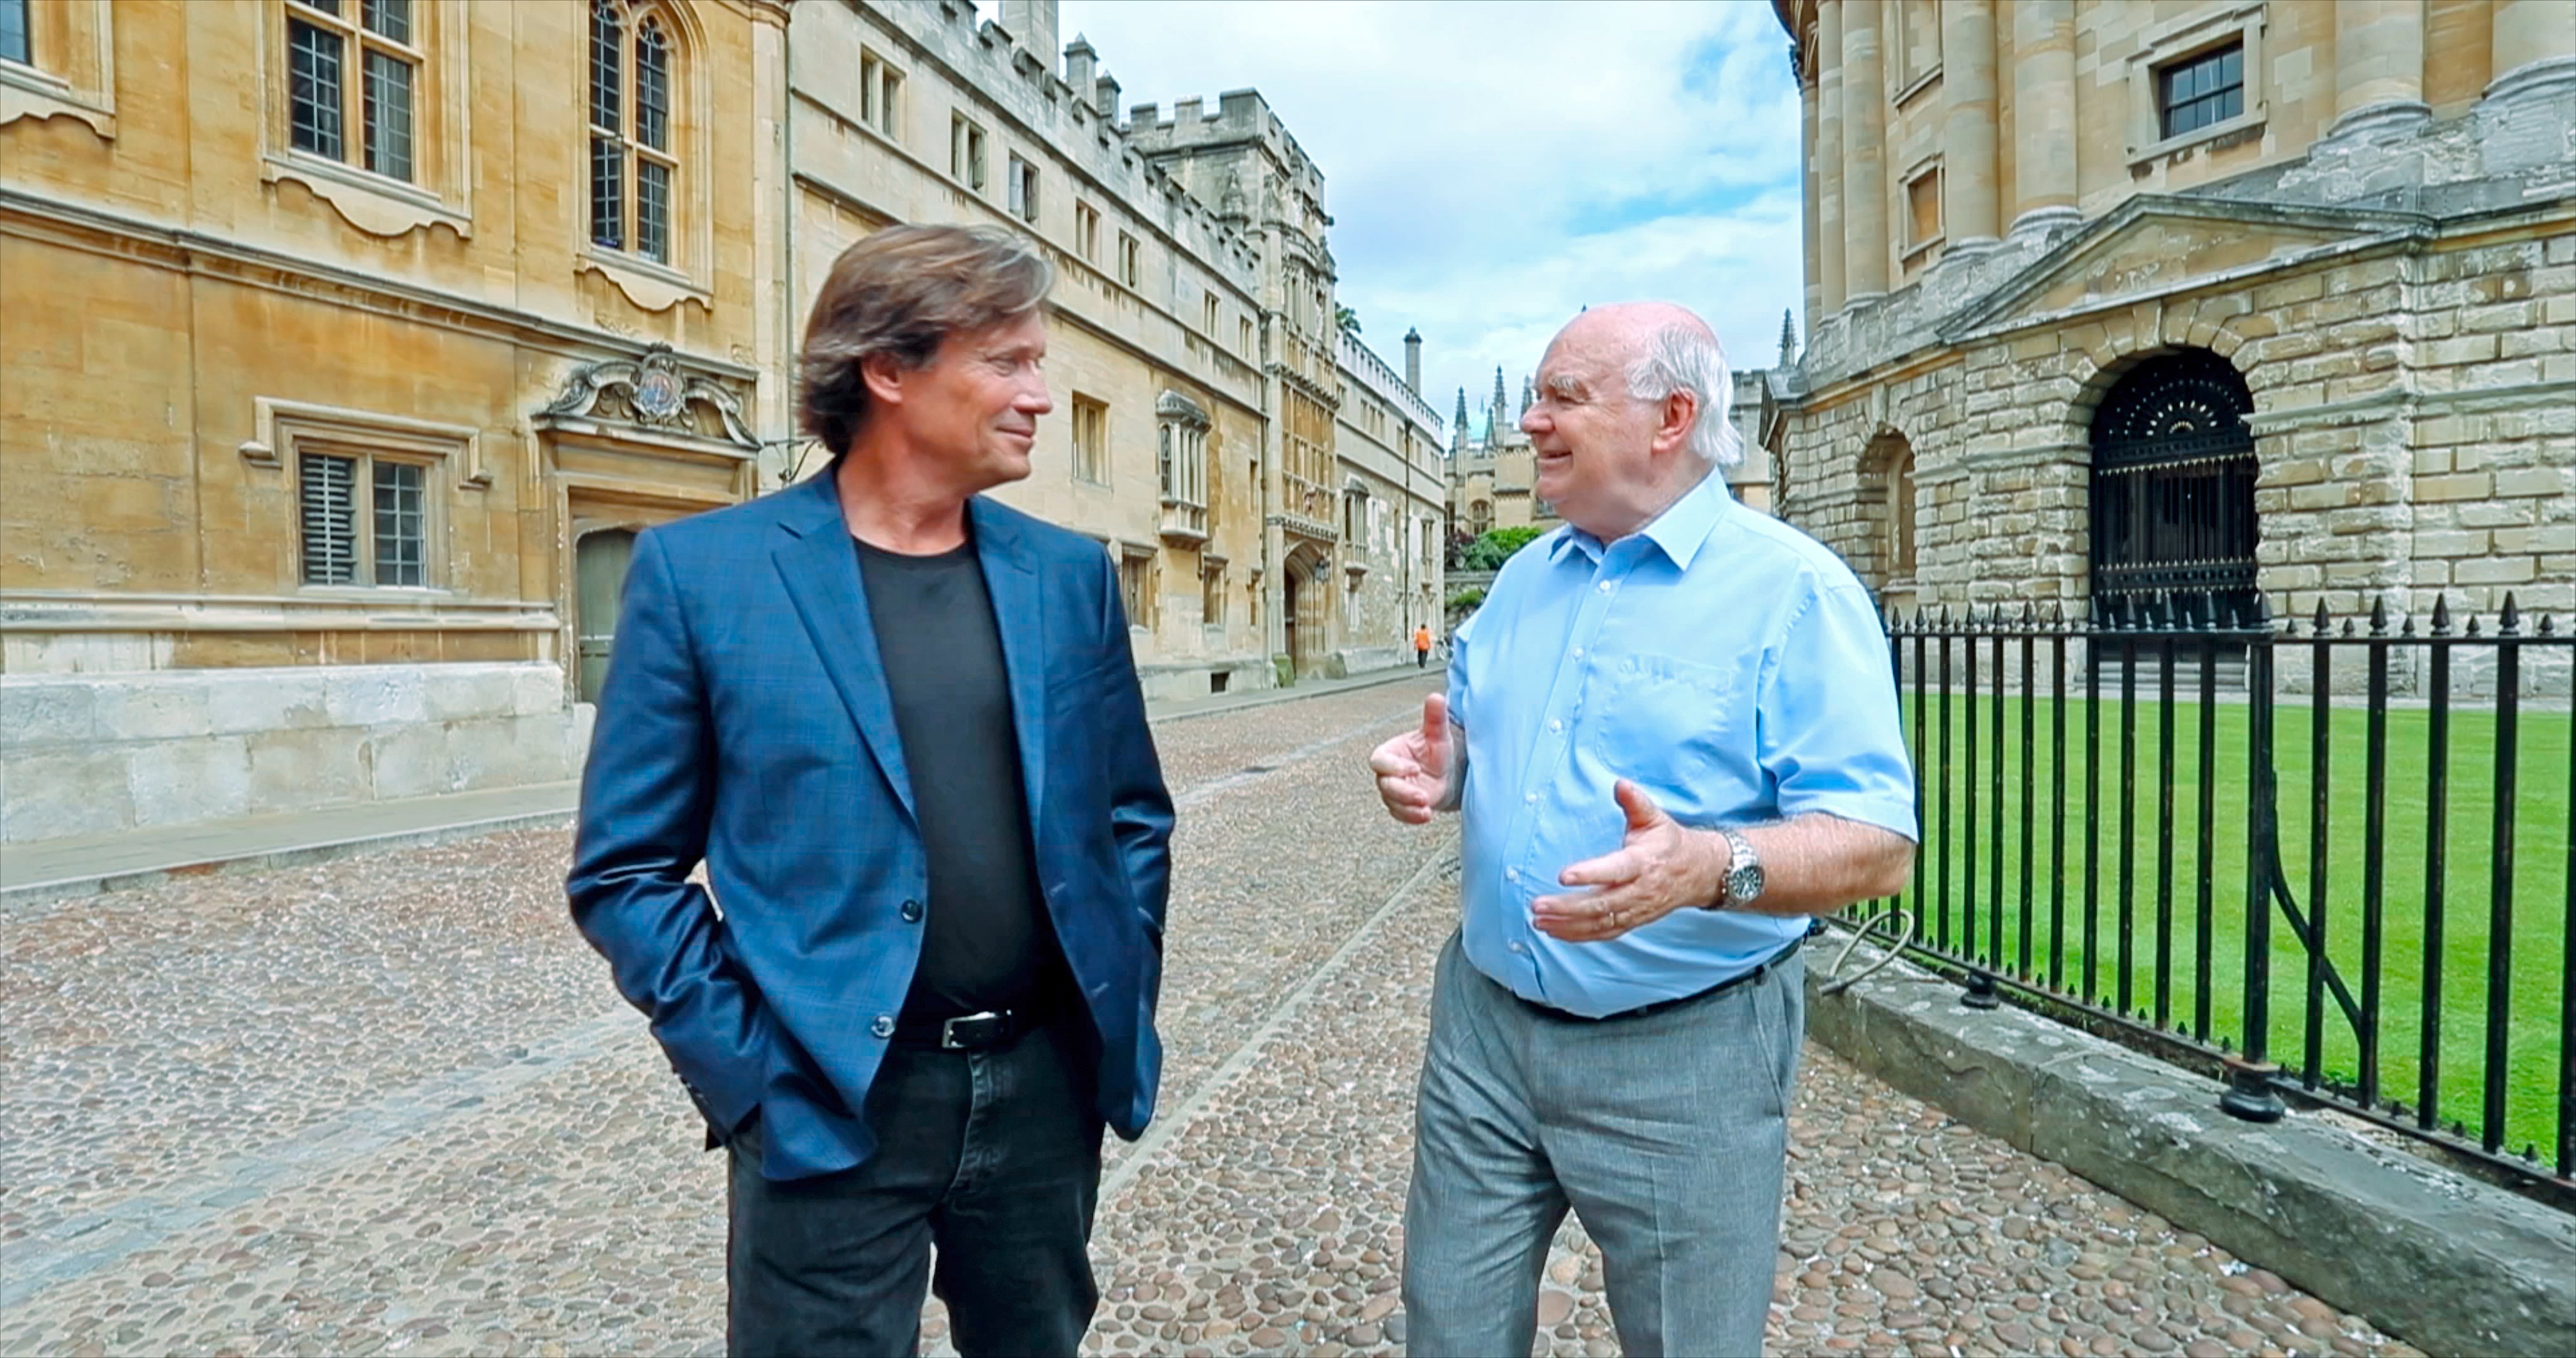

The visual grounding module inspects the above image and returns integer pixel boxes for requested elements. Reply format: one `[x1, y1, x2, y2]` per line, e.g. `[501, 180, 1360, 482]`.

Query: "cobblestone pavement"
[2, 682, 2425, 1357]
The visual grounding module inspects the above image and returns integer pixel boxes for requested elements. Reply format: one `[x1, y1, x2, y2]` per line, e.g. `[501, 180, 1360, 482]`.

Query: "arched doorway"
[2087, 349, 2258, 629]
[575, 528, 637, 704]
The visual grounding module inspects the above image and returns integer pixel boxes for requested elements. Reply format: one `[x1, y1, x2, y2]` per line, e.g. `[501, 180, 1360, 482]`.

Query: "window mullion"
[355, 456, 378, 586]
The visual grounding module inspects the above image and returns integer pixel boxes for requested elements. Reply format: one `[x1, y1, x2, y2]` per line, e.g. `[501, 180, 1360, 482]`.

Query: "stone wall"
[1, 664, 580, 845]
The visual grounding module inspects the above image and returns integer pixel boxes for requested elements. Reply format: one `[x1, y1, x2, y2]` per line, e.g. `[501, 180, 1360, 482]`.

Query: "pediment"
[1942, 197, 2429, 340]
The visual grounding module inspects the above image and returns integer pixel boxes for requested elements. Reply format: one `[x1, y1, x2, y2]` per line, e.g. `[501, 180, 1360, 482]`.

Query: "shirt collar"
[1547, 469, 1734, 571]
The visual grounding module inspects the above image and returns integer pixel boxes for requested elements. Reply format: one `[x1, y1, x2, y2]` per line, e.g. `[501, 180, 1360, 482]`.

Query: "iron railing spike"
[2429, 593, 2452, 635]
[2539, 614, 2557, 638]
[2312, 599, 2331, 632]
[2400, 613, 2417, 638]
[2370, 596, 2389, 634]
[2341, 617, 2357, 638]
[2498, 592, 2520, 634]
[2465, 613, 2482, 638]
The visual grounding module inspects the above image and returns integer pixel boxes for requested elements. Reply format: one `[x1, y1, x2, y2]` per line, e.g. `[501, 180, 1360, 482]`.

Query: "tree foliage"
[1460, 525, 1545, 571]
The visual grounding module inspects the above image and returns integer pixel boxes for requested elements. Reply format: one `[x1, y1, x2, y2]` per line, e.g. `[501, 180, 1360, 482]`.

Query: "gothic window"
[1072, 394, 1109, 485]
[589, 1, 680, 265]
[1116, 549, 1155, 631]
[857, 47, 901, 138]
[1008, 152, 1039, 223]
[950, 113, 988, 191]
[286, 0, 421, 182]
[1201, 565, 1226, 627]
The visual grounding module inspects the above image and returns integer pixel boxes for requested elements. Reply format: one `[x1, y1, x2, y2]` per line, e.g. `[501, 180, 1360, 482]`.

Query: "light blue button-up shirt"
[1448, 470, 1917, 1017]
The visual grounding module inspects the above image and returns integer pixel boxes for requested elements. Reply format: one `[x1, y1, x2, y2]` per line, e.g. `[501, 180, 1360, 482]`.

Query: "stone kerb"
[1804, 937, 2576, 1358]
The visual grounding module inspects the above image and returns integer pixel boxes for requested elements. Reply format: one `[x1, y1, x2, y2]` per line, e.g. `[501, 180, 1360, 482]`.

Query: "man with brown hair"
[569, 223, 1174, 1357]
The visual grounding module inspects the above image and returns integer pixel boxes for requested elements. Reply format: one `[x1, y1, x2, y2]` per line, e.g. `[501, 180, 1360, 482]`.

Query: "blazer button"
[870, 1014, 896, 1039]
[900, 898, 924, 922]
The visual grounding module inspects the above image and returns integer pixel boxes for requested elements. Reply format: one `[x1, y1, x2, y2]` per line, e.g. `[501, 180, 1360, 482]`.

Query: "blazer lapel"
[970, 497, 1049, 837]
[772, 475, 916, 825]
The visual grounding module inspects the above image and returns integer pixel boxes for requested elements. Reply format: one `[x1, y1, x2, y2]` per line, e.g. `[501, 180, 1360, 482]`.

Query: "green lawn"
[1870, 687, 2570, 1163]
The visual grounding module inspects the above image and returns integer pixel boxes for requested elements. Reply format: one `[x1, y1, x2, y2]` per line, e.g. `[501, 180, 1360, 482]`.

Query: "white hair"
[1623, 323, 1743, 469]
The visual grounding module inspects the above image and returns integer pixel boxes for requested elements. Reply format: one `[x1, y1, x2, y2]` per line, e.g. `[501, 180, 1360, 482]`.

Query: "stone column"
[1817, 0, 1846, 313]
[2009, 0, 2081, 238]
[1802, 70, 1823, 332]
[2331, 0, 2429, 137]
[2489, 0, 2576, 98]
[1841, 0, 1889, 302]
[1941, 0, 2001, 251]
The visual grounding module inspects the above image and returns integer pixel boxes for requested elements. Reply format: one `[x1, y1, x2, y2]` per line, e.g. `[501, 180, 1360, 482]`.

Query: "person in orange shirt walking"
[1413, 622, 1434, 668]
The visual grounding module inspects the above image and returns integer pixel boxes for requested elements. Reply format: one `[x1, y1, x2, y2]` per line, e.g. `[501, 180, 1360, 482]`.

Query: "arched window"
[589, 2, 679, 265]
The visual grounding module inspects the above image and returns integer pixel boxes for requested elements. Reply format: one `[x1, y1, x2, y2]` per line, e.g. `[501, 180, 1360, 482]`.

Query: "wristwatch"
[1704, 827, 1765, 911]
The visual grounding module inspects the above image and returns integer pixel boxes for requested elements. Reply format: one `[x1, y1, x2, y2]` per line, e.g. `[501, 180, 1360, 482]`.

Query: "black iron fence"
[1840, 591, 2574, 1198]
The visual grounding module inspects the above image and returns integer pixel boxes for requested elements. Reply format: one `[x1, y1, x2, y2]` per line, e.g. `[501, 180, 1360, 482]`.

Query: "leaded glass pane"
[289, 19, 345, 160]
[363, 50, 414, 181]
[636, 21, 670, 151]
[591, 136, 623, 248]
[362, 0, 409, 45]
[373, 461, 426, 587]
[589, 1, 621, 132]
[637, 160, 670, 263]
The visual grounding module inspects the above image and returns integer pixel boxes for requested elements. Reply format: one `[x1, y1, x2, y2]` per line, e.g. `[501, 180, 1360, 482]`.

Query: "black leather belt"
[890, 1004, 1051, 1052]
[1511, 940, 1800, 1024]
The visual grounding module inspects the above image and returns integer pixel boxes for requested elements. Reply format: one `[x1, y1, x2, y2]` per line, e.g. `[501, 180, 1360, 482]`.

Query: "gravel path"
[0, 682, 2420, 1357]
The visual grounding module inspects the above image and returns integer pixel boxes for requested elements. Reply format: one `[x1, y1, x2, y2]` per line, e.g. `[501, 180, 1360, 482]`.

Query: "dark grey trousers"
[724, 1018, 1104, 1358]
[1402, 932, 1805, 1357]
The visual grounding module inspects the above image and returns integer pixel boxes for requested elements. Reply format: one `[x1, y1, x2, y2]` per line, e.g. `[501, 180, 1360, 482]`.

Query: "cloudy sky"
[1054, 0, 1806, 439]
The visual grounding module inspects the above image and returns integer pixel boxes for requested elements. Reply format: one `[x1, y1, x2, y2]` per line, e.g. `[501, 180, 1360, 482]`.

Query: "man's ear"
[858, 352, 909, 410]
[1655, 388, 1701, 456]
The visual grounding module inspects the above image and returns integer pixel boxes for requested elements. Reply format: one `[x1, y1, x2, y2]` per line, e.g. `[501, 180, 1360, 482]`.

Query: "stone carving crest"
[543, 343, 757, 448]
[1218, 169, 1248, 220]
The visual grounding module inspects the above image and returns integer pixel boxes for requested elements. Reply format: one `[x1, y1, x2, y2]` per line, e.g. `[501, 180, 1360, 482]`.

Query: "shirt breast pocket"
[1594, 653, 1758, 807]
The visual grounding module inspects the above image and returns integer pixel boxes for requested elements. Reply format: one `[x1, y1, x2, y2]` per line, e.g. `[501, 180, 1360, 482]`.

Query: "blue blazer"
[567, 472, 1175, 1181]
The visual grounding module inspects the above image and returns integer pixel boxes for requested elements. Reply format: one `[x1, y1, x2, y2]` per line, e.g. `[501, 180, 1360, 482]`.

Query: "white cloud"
[1055, 0, 1807, 429]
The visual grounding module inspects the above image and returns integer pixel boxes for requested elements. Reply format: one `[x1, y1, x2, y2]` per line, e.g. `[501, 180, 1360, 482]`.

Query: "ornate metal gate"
[2087, 350, 2259, 628]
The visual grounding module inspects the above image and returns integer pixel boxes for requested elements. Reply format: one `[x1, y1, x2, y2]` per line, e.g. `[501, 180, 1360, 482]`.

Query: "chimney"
[1094, 72, 1122, 121]
[998, 0, 1058, 67]
[1403, 328, 1423, 394]
[1063, 36, 1096, 96]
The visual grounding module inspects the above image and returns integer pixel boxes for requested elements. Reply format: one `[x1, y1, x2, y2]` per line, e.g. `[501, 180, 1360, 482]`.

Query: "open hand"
[1368, 694, 1452, 825]
[1531, 780, 1724, 942]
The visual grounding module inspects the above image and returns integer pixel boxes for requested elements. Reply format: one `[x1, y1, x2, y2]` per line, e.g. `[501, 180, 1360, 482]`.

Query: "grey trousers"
[1402, 933, 1804, 1358]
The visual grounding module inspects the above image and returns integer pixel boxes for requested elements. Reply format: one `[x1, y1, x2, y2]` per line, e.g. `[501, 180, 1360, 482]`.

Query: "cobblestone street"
[3, 683, 2425, 1358]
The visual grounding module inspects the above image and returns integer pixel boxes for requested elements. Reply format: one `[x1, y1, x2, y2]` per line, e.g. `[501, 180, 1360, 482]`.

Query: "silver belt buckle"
[940, 1010, 1003, 1050]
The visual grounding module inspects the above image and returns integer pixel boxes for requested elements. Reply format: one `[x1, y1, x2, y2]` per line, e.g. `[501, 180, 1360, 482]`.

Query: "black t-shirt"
[853, 534, 1071, 1022]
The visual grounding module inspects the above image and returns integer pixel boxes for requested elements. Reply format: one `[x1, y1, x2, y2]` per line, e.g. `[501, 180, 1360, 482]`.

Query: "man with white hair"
[1368, 302, 1918, 1356]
